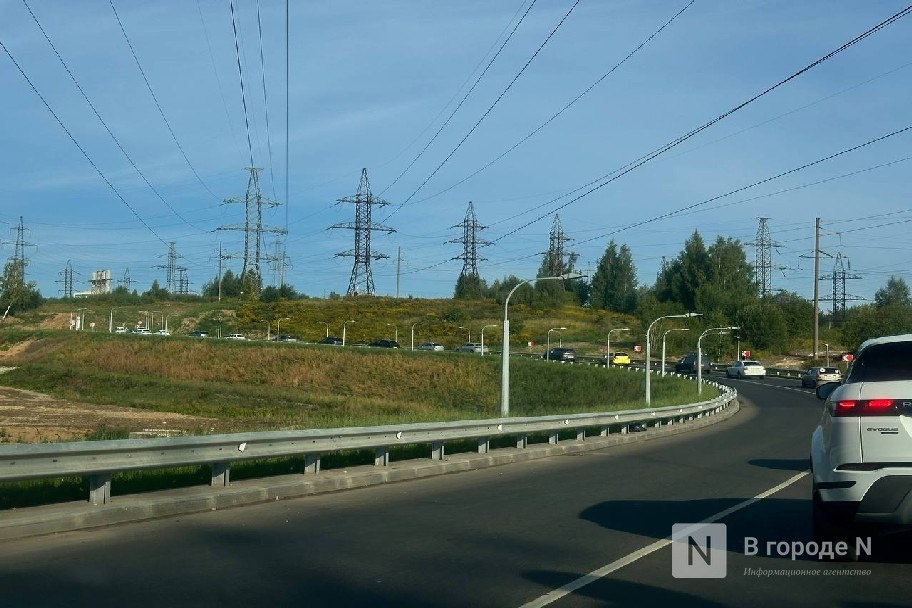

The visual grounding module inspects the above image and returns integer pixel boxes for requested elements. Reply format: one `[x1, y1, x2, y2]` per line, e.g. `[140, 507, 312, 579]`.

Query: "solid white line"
[518, 471, 809, 608]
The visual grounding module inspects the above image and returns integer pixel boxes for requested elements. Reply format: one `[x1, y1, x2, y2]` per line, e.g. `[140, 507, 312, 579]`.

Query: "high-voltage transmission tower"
[176, 267, 190, 295]
[449, 202, 491, 278]
[4, 216, 35, 290]
[219, 167, 286, 284]
[750, 217, 778, 296]
[330, 168, 396, 296]
[119, 268, 136, 291]
[543, 214, 574, 276]
[819, 252, 864, 325]
[154, 242, 180, 292]
[57, 260, 76, 298]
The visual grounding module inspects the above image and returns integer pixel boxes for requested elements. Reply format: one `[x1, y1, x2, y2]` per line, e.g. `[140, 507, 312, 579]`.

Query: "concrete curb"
[0, 400, 740, 541]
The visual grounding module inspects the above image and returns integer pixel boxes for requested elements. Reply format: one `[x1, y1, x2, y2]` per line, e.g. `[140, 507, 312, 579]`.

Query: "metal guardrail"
[0, 383, 737, 506]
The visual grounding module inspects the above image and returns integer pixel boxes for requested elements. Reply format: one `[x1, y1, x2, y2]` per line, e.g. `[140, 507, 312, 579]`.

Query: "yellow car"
[611, 352, 631, 366]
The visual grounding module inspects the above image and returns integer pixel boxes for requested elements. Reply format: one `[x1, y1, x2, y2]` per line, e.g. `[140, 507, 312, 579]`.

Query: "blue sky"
[1, 1, 910, 307]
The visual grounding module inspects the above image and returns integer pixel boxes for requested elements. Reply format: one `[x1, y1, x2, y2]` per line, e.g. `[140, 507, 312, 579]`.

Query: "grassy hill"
[0, 329, 714, 435]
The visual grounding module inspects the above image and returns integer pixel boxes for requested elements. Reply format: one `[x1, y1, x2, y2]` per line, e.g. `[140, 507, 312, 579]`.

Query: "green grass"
[0, 329, 718, 509]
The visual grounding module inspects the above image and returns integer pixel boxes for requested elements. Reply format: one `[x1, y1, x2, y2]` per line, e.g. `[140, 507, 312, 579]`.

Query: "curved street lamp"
[645, 312, 701, 406]
[606, 327, 630, 367]
[411, 322, 420, 351]
[480, 324, 498, 356]
[546, 327, 567, 361]
[501, 273, 585, 416]
[386, 323, 399, 343]
[320, 322, 330, 338]
[697, 326, 739, 395]
[342, 320, 355, 346]
[661, 327, 689, 377]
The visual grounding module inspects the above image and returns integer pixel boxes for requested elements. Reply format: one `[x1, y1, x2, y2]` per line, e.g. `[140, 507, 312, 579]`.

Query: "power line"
[256, 0, 278, 201]
[229, 0, 256, 168]
[490, 5, 912, 243]
[413, 0, 696, 208]
[384, 0, 583, 221]
[379, 0, 539, 196]
[22, 0, 204, 233]
[108, 0, 221, 201]
[0, 39, 167, 245]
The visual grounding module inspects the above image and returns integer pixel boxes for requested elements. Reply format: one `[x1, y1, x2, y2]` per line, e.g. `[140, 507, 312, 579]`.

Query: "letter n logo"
[672, 523, 727, 578]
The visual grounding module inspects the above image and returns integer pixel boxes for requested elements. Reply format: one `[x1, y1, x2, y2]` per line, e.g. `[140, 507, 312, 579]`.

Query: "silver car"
[801, 366, 842, 388]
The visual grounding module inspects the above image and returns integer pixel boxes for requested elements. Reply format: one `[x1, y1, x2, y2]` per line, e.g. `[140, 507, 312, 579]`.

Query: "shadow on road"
[748, 458, 809, 471]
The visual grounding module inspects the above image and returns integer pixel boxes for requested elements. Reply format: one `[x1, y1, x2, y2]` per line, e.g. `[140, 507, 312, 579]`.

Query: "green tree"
[142, 279, 169, 301]
[736, 301, 788, 351]
[874, 276, 911, 308]
[841, 303, 912, 352]
[0, 260, 42, 314]
[590, 241, 638, 313]
[453, 274, 487, 300]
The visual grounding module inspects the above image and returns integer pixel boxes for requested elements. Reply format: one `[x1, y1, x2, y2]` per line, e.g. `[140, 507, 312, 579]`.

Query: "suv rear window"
[846, 342, 912, 383]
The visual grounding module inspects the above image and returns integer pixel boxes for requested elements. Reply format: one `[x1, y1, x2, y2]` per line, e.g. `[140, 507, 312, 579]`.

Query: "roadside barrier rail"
[0, 383, 736, 506]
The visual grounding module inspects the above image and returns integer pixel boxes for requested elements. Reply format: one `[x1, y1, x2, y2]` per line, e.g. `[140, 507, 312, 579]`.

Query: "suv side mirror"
[816, 382, 840, 401]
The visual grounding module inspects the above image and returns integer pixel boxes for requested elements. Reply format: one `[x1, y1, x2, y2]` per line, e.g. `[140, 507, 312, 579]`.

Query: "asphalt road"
[1, 375, 909, 607]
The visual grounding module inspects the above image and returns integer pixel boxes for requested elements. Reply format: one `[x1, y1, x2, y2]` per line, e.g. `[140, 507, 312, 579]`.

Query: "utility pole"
[118, 267, 136, 292]
[449, 201, 491, 284]
[820, 252, 864, 326]
[57, 260, 75, 298]
[750, 217, 779, 296]
[330, 168, 396, 296]
[396, 245, 401, 299]
[544, 214, 574, 277]
[813, 218, 820, 359]
[154, 242, 180, 292]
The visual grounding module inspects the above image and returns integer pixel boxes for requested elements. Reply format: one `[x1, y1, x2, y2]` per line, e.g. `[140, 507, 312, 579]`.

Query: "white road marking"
[518, 471, 809, 608]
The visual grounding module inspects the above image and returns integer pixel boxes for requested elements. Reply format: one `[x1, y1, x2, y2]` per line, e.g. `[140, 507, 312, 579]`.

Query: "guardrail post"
[89, 473, 112, 505]
[620, 425, 628, 434]
[599, 427, 608, 437]
[548, 431, 559, 445]
[431, 441, 445, 460]
[375, 447, 389, 466]
[304, 453, 321, 474]
[478, 438, 490, 454]
[516, 434, 527, 449]
[211, 462, 230, 487]
[576, 429, 585, 441]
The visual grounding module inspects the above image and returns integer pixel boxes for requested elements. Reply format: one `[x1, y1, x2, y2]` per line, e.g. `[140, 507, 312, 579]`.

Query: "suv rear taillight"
[833, 399, 896, 417]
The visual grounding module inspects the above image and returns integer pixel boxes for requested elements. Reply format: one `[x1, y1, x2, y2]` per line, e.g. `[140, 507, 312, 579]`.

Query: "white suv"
[725, 360, 766, 379]
[812, 334, 912, 543]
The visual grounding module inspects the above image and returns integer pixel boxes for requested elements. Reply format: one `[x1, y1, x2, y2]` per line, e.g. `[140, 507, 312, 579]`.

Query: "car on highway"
[674, 352, 711, 374]
[457, 343, 489, 354]
[225, 333, 246, 341]
[154, 329, 171, 336]
[726, 360, 766, 379]
[274, 334, 299, 342]
[369, 339, 400, 349]
[187, 330, 209, 338]
[417, 342, 445, 351]
[134, 328, 152, 336]
[801, 366, 842, 388]
[811, 334, 912, 546]
[610, 352, 631, 366]
[544, 347, 575, 361]
[317, 336, 344, 345]
[114, 326, 128, 334]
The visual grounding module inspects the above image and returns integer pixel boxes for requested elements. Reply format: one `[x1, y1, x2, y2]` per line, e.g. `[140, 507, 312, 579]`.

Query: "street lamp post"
[342, 320, 355, 346]
[546, 327, 566, 361]
[501, 273, 584, 416]
[458, 326, 471, 343]
[661, 328, 690, 377]
[411, 322, 419, 351]
[645, 313, 701, 406]
[697, 326, 739, 395]
[276, 317, 290, 338]
[386, 323, 398, 343]
[480, 324, 498, 356]
[606, 328, 630, 367]
[825, 343, 830, 366]
[321, 322, 330, 338]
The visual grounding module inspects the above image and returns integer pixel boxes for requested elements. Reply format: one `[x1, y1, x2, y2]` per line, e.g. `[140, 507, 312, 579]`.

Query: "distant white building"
[74, 269, 112, 297]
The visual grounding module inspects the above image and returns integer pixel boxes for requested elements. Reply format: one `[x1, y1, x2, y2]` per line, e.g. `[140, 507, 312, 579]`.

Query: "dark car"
[544, 347, 576, 361]
[275, 334, 299, 342]
[675, 352, 712, 374]
[318, 336, 344, 345]
[369, 339, 400, 349]
[187, 330, 209, 338]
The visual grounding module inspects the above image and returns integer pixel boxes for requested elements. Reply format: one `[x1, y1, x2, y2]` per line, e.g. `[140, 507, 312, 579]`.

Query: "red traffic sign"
[527, 341, 535, 347]
[842, 354, 854, 362]
[633, 345, 642, 353]
[741, 350, 751, 357]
